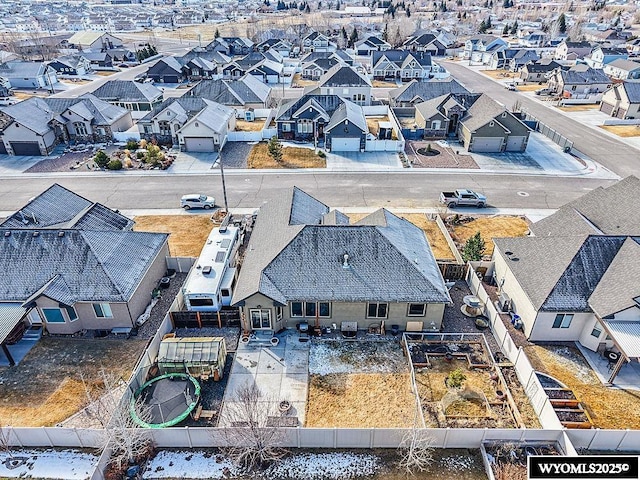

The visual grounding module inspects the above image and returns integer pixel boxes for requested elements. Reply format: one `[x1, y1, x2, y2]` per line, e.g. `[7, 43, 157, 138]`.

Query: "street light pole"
[219, 150, 229, 213]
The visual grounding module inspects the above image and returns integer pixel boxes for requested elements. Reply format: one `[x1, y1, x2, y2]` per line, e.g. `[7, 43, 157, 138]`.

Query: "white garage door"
[506, 136, 526, 152]
[184, 137, 215, 152]
[331, 137, 360, 152]
[470, 137, 503, 153]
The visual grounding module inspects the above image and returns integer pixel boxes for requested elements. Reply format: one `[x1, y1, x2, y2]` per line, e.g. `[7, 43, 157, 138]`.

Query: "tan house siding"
[529, 311, 593, 342]
[36, 296, 132, 334]
[127, 242, 170, 322]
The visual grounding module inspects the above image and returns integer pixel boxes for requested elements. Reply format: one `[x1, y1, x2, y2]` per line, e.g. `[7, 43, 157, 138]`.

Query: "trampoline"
[130, 373, 201, 428]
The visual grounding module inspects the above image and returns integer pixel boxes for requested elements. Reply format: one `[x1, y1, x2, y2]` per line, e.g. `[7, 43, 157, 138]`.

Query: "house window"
[431, 120, 441, 130]
[318, 302, 331, 317]
[250, 309, 271, 329]
[74, 122, 87, 135]
[590, 325, 602, 338]
[282, 123, 291, 132]
[367, 302, 388, 319]
[305, 302, 316, 317]
[408, 303, 426, 317]
[298, 120, 313, 134]
[93, 303, 113, 318]
[552, 313, 573, 329]
[42, 308, 65, 323]
[64, 306, 78, 322]
[291, 302, 303, 317]
[159, 121, 171, 136]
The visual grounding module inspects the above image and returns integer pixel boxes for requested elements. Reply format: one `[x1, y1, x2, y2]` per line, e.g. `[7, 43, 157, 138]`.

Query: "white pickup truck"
[440, 189, 487, 208]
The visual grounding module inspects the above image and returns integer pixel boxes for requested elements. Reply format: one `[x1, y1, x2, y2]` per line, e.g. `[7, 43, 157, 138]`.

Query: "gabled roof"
[373, 50, 432, 68]
[186, 75, 271, 106]
[524, 59, 561, 73]
[232, 187, 451, 306]
[276, 94, 344, 122]
[607, 58, 640, 72]
[0, 229, 168, 304]
[140, 96, 209, 123]
[1, 97, 53, 135]
[389, 77, 471, 103]
[459, 94, 509, 132]
[154, 56, 182, 73]
[180, 100, 233, 134]
[0, 183, 133, 231]
[325, 100, 367, 133]
[620, 81, 640, 103]
[44, 93, 129, 126]
[530, 176, 640, 237]
[0, 61, 47, 78]
[91, 80, 162, 102]
[319, 65, 371, 87]
[559, 65, 610, 85]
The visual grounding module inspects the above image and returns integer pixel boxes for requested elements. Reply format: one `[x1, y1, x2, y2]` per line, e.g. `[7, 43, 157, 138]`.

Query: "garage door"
[0, 142, 7, 154]
[163, 76, 179, 83]
[331, 137, 360, 151]
[600, 101, 614, 115]
[184, 137, 215, 152]
[10, 142, 41, 156]
[505, 136, 526, 152]
[470, 137, 503, 153]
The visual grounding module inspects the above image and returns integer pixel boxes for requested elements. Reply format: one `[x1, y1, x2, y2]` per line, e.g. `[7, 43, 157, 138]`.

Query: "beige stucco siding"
[529, 311, 593, 342]
[36, 296, 132, 334]
[127, 241, 170, 322]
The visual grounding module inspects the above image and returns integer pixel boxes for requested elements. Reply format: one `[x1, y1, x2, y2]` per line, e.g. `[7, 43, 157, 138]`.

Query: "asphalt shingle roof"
[390, 78, 471, 104]
[459, 94, 508, 132]
[91, 80, 162, 102]
[319, 65, 371, 88]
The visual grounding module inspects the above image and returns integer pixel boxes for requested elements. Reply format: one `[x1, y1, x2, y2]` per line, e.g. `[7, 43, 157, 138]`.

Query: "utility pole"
[218, 150, 229, 212]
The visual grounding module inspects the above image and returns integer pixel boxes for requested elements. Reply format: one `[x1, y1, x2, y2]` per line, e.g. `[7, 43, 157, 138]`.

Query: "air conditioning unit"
[496, 292, 511, 313]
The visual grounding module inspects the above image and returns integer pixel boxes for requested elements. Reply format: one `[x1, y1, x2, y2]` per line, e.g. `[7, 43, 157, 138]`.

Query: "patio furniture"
[368, 323, 381, 335]
[341, 321, 357, 338]
[297, 322, 309, 342]
[461, 295, 485, 317]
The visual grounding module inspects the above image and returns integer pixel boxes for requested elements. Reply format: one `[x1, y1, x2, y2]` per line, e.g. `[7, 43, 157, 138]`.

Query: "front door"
[448, 113, 459, 135]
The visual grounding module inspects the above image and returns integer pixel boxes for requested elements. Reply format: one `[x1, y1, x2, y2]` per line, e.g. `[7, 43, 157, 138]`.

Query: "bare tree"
[82, 369, 153, 472]
[220, 382, 287, 471]
[397, 406, 434, 475]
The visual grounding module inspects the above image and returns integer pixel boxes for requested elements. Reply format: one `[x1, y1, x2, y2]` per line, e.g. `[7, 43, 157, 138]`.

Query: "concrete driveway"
[325, 150, 403, 170]
[169, 151, 219, 172]
[470, 133, 593, 175]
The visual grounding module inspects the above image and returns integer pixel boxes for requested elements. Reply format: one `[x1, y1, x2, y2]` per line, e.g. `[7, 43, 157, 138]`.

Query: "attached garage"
[162, 75, 179, 84]
[505, 136, 527, 152]
[0, 142, 7, 155]
[330, 137, 360, 152]
[470, 137, 503, 153]
[599, 101, 615, 115]
[184, 137, 215, 152]
[10, 142, 41, 156]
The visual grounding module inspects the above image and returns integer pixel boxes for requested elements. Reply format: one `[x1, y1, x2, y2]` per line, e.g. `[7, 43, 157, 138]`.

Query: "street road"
[442, 61, 639, 178]
[0, 172, 612, 212]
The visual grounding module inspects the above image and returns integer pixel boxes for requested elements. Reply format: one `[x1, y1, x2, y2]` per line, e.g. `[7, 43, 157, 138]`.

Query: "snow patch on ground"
[142, 451, 239, 479]
[439, 454, 476, 471]
[309, 340, 408, 375]
[546, 346, 596, 384]
[0, 449, 98, 480]
[266, 452, 381, 479]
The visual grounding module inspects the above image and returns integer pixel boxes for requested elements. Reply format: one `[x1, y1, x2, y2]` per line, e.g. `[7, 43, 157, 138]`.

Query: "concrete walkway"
[325, 151, 403, 170]
[220, 330, 310, 426]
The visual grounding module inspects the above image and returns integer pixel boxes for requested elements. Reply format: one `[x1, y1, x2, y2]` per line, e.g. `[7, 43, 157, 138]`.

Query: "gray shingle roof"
[325, 100, 367, 133]
[0, 183, 133, 231]
[91, 80, 162, 102]
[0, 229, 167, 304]
[186, 100, 234, 134]
[459, 94, 507, 132]
[44, 94, 129, 126]
[319, 65, 371, 88]
[530, 176, 640, 237]
[390, 78, 471, 104]
[622, 81, 640, 103]
[232, 188, 450, 306]
[0, 303, 26, 345]
[186, 75, 270, 106]
[1, 97, 53, 135]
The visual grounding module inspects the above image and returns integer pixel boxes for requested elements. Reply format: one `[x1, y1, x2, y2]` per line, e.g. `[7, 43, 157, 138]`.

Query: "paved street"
[442, 61, 640, 177]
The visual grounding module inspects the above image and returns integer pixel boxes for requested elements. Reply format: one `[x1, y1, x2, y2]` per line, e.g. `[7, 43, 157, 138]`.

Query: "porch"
[576, 342, 640, 391]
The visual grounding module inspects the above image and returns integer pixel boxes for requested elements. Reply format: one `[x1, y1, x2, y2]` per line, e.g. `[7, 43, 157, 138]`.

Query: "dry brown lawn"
[482, 70, 518, 79]
[366, 116, 389, 136]
[134, 215, 214, 257]
[451, 216, 529, 257]
[600, 124, 640, 137]
[372, 80, 398, 88]
[306, 373, 415, 427]
[235, 119, 265, 132]
[525, 345, 640, 430]
[516, 84, 544, 92]
[292, 73, 318, 87]
[557, 104, 598, 112]
[95, 71, 116, 77]
[247, 142, 326, 169]
[0, 338, 146, 426]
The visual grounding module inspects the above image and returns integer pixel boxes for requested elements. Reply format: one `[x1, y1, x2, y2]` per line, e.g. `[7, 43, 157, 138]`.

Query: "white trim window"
[367, 302, 388, 319]
[93, 303, 113, 318]
[298, 120, 313, 134]
[407, 303, 426, 317]
[552, 313, 573, 329]
[250, 309, 271, 330]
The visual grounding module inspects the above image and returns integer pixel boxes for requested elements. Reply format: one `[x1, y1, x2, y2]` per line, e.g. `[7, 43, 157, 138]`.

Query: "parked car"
[440, 189, 487, 208]
[181, 194, 216, 210]
[504, 82, 517, 91]
[535, 88, 551, 96]
[118, 63, 130, 68]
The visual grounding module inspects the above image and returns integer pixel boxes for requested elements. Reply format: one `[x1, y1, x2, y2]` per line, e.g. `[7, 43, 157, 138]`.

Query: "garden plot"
[0, 449, 99, 480]
[306, 340, 415, 428]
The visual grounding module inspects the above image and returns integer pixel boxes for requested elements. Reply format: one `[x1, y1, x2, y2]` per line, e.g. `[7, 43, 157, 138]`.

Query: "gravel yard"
[217, 142, 253, 168]
[136, 273, 187, 339]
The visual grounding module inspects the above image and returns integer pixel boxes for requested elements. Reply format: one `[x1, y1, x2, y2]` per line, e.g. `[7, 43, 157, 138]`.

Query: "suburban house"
[185, 75, 273, 111]
[300, 50, 354, 67]
[603, 59, 640, 80]
[301, 57, 343, 80]
[355, 36, 392, 56]
[489, 49, 539, 71]
[317, 65, 372, 106]
[554, 40, 592, 62]
[302, 31, 336, 53]
[81, 52, 113, 69]
[519, 33, 547, 48]
[67, 31, 123, 51]
[389, 77, 471, 107]
[176, 101, 235, 152]
[91, 80, 163, 115]
[231, 187, 451, 334]
[0, 94, 132, 155]
[275, 94, 367, 151]
[463, 35, 508, 62]
[490, 176, 640, 382]
[48, 55, 92, 76]
[138, 97, 210, 144]
[519, 59, 562, 83]
[547, 64, 612, 99]
[586, 46, 628, 69]
[372, 50, 445, 82]
[457, 94, 531, 152]
[402, 33, 447, 56]
[413, 92, 481, 139]
[146, 56, 186, 84]
[177, 49, 231, 81]
[206, 37, 254, 56]
[600, 82, 640, 119]
[0, 61, 58, 89]
[256, 39, 293, 57]
[0, 185, 169, 362]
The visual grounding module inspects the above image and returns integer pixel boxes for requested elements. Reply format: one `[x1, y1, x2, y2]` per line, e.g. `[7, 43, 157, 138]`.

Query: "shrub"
[317, 150, 326, 158]
[426, 143, 432, 153]
[136, 151, 144, 159]
[447, 368, 467, 389]
[126, 139, 139, 150]
[139, 139, 148, 148]
[462, 231, 486, 262]
[107, 159, 123, 170]
[94, 150, 109, 168]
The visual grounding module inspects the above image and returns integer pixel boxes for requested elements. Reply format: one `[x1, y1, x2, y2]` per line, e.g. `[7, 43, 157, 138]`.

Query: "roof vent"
[504, 251, 513, 256]
[33, 231, 40, 237]
[3, 231, 10, 237]
[58, 231, 65, 237]
[342, 253, 350, 269]
[202, 265, 212, 274]
[510, 257, 519, 262]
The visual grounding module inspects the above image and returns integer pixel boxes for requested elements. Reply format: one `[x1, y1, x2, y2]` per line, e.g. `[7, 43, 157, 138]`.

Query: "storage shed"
[158, 337, 227, 380]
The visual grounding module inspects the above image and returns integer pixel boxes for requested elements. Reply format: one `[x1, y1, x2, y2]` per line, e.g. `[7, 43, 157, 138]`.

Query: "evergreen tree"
[336, 0, 341, 9]
[462, 232, 486, 262]
[382, 22, 388, 41]
[478, 19, 487, 33]
[503, 24, 509, 35]
[305, 4, 310, 12]
[267, 136, 283, 164]
[94, 150, 109, 168]
[510, 20, 518, 34]
[558, 12, 567, 33]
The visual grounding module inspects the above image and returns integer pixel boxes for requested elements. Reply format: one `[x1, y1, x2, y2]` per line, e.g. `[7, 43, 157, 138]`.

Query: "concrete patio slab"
[169, 151, 219, 173]
[576, 343, 640, 391]
[325, 151, 403, 171]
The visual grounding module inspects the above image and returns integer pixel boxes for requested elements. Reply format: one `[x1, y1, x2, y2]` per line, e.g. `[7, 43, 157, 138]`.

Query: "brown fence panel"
[170, 310, 240, 328]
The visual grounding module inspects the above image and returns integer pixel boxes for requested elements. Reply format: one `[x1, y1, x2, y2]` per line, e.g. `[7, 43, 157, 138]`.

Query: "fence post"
[186, 426, 192, 448]
[370, 428, 375, 449]
[296, 427, 301, 448]
[74, 427, 84, 448]
[333, 427, 338, 448]
[42, 426, 54, 447]
[616, 429, 630, 450]
[443, 427, 450, 448]
[587, 429, 601, 450]
[481, 427, 488, 442]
